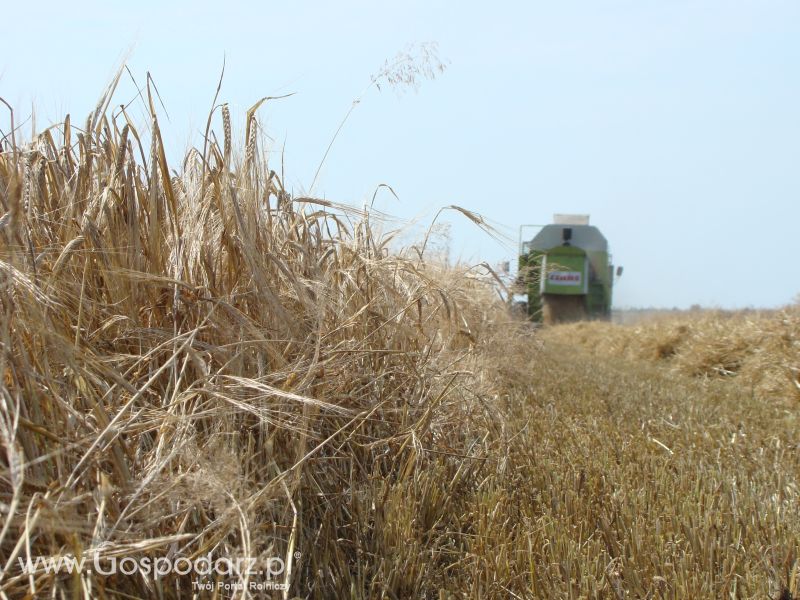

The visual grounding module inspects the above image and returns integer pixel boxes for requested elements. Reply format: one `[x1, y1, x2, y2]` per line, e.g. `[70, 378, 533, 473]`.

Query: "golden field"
[546, 309, 800, 405]
[0, 82, 798, 598]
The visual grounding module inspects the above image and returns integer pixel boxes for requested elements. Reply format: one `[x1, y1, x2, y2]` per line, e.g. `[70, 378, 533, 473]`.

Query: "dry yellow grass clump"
[0, 80, 519, 598]
[545, 309, 800, 403]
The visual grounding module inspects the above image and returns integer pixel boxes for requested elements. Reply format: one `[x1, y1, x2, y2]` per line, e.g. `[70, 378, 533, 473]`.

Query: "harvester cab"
[518, 214, 618, 324]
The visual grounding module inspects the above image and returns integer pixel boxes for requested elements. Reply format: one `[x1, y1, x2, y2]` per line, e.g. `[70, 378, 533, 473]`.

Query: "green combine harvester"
[518, 214, 621, 324]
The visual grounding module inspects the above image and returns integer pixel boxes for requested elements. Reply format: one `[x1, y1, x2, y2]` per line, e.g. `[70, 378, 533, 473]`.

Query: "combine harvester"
[518, 214, 621, 324]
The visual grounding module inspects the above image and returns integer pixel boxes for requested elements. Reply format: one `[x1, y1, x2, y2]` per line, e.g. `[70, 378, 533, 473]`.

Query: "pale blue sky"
[3, 0, 799, 308]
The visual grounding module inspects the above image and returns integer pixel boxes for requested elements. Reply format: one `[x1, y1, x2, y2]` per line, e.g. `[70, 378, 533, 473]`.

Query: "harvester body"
[519, 215, 616, 324]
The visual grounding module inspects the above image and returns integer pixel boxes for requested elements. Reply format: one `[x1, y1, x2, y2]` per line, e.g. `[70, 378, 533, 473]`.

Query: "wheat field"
[546, 309, 800, 405]
[1, 82, 799, 599]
